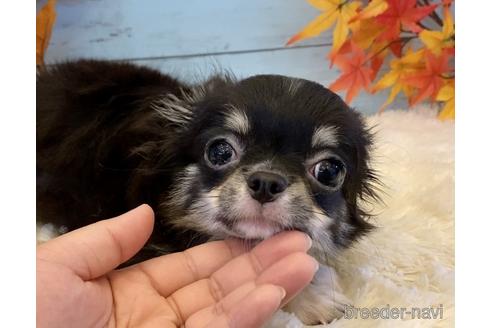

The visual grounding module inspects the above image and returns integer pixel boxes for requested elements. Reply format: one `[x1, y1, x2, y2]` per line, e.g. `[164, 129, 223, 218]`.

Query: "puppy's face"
[158, 75, 377, 260]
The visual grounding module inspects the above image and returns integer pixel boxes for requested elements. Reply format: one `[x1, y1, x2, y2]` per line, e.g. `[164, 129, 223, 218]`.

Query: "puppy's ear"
[147, 72, 239, 140]
[150, 93, 194, 132]
[150, 73, 236, 128]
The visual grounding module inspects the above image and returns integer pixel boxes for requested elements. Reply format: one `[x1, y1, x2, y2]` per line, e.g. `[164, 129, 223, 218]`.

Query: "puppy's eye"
[312, 158, 345, 188]
[207, 140, 237, 167]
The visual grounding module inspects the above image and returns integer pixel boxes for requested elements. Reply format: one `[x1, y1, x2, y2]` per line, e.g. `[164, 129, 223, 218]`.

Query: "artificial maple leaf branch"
[287, 0, 455, 120]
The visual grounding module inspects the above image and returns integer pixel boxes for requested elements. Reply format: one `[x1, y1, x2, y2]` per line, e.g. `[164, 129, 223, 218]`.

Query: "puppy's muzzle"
[247, 171, 288, 203]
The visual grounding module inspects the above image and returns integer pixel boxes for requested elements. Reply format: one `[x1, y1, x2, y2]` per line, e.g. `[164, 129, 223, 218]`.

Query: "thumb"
[37, 204, 154, 280]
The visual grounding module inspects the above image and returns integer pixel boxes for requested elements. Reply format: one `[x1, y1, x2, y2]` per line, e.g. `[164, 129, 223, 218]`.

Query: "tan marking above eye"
[223, 105, 250, 135]
[311, 126, 338, 148]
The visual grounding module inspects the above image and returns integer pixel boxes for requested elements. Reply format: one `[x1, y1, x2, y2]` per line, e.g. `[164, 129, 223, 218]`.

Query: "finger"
[184, 282, 261, 327]
[37, 204, 154, 280]
[256, 252, 319, 306]
[168, 252, 317, 323]
[209, 233, 312, 296]
[136, 230, 311, 296]
[203, 284, 286, 328]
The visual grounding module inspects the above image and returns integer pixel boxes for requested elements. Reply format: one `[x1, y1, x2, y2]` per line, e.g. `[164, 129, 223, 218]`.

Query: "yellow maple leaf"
[287, 0, 361, 54]
[419, 7, 454, 56]
[37, 0, 57, 66]
[351, 18, 385, 50]
[373, 48, 425, 110]
[351, 0, 388, 21]
[436, 81, 455, 120]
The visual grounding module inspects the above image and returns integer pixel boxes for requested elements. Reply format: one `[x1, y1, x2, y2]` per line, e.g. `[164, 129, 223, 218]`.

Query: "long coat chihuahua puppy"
[37, 60, 378, 324]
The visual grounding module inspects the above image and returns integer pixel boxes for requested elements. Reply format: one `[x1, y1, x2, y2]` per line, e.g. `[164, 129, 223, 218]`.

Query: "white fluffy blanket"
[271, 109, 455, 327]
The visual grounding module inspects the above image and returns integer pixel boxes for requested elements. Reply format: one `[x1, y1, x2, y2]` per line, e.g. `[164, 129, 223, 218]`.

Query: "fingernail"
[312, 257, 320, 272]
[277, 286, 287, 300]
[306, 234, 313, 250]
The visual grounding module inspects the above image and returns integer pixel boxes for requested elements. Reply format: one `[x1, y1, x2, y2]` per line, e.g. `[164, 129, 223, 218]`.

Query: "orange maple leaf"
[329, 43, 373, 103]
[376, 0, 437, 43]
[369, 52, 385, 80]
[327, 39, 352, 67]
[402, 50, 452, 105]
[37, 0, 57, 66]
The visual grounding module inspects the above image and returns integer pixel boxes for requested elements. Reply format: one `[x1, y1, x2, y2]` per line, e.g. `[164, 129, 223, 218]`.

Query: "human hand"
[37, 205, 318, 328]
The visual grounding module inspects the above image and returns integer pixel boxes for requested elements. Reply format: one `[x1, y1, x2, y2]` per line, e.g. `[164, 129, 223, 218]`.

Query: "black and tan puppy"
[37, 60, 378, 324]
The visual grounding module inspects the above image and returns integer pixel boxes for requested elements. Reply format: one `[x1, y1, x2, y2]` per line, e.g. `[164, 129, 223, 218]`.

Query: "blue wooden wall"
[40, 0, 410, 114]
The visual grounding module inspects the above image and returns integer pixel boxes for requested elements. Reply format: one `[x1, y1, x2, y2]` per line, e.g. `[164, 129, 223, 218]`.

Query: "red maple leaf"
[370, 54, 384, 80]
[329, 43, 373, 104]
[389, 39, 405, 57]
[376, 0, 438, 42]
[402, 50, 452, 105]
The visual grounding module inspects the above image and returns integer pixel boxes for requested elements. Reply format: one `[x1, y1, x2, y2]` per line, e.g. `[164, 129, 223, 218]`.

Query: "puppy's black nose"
[247, 171, 288, 204]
